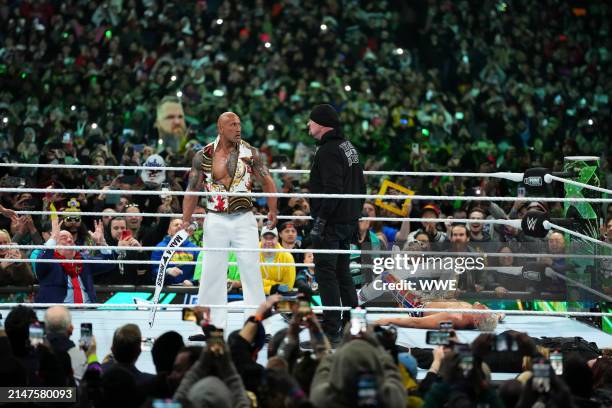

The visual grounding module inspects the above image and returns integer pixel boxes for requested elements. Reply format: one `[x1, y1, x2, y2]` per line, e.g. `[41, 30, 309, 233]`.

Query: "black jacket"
[309, 130, 366, 224]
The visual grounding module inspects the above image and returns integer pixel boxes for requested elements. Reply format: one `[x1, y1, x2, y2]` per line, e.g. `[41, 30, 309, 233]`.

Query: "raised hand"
[89, 220, 106, 245]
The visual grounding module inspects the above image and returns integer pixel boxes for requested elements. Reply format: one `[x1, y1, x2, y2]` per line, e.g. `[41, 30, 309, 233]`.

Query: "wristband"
[87, 353, 99, 364]
[254, 313, 264, 322]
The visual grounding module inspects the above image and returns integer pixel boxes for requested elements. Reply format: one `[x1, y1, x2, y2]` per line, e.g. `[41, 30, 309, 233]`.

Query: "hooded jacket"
[310, 339, 405, 408]
[309, 130, 366, 224]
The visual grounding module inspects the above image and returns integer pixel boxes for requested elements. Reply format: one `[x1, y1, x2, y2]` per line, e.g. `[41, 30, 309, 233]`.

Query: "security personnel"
[307, 104, 366, 343]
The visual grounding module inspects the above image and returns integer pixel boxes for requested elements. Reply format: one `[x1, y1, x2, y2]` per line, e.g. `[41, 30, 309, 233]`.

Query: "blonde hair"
[475, 313, 499, 331]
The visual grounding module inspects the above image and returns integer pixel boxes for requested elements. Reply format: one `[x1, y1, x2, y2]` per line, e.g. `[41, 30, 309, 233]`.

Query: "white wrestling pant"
[197, 211, 266, 329]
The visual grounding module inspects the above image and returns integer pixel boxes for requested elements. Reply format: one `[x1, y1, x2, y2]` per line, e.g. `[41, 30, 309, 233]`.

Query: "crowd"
[1, 300, 611, 407]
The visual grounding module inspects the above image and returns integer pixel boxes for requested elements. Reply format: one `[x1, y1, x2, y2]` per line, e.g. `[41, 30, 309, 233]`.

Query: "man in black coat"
[307, 104, 366, 342]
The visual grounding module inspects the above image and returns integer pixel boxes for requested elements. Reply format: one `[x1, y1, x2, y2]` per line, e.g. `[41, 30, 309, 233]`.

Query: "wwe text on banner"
[149, 222, 198, 327]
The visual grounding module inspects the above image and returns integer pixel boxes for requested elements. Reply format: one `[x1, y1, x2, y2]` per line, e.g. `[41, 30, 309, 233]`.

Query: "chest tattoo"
[226, 149, 239, 178]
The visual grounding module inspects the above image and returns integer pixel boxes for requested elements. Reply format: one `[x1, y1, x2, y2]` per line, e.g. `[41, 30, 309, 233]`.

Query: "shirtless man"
[182, 112, 278, 329]
[374, 301, 501, 331]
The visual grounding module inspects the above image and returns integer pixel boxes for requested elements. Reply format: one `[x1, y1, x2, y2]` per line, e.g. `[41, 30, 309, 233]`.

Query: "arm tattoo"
[187, 153, 204, 191]
[251, 148, 270, 180]
[226, 148, 239, 179]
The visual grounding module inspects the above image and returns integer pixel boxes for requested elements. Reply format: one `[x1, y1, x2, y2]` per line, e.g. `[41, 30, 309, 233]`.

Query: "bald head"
[217, 112, 241, 145]
[44, 306, 73, 335]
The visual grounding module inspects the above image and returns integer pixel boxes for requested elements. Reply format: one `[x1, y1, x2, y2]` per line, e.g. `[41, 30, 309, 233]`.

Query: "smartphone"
[439, 321, 453, 331]
[532, 361, 551, 392]
[80, 323, 93, 349]
[350, 308, 368, 337]
[276, 296, 298, 313]
[550, 352, 563, 375]
[141, 337, 154, 352]
[160, 182, 170, 200]
[29, 323, 45, 346]
[182, 308, 197, 322]
[120, 230, 133, 240]
[517, 186, 526, 198]
[203, 325, 224, 347]
[426, 330, 451, 345]
[298, 300, 311, 315]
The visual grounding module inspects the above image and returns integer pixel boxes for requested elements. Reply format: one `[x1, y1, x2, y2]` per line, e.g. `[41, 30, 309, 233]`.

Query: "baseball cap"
[421, 203, 441, 217]
[261, 226, 278, 238]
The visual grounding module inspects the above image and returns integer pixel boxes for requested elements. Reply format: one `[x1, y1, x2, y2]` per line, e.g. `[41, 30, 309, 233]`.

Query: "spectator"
[467, 207, 492, 246]
[43, 305, 91, 383]
[259, 226, 296, 294]
[0, 228, 35, 287]
[35, 216, 115, 303]
[98, 216, 149, 285]
[150, 218, 198, 286]
[101, 323, 155, 388]
[147, 331, 185, 399]
[278, 221, 304, 265]
[408, 204, 448, 243]
[310, 339, 405, 408]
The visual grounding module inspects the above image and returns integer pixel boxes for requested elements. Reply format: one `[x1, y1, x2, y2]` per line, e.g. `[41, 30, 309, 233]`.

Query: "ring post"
[563, 156, 609, 332]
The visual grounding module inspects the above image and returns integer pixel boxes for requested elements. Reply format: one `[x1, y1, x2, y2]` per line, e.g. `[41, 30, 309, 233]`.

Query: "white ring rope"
[4, 258, 315, 267]
[0, 162, 524, 180]
[5, 243, 612, 256]
[546, 268, 612, 303]
[2, 186, 611, 203]
[11, 210, 523, 225]
[5, 246, 611, 259]
[547, 174, 612, 195]
[0, 303, 609, 317]
[547, 222, 612, 250]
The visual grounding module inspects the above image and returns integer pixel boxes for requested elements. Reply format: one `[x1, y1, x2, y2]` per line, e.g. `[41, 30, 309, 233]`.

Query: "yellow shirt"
[259, 243, 296, 294]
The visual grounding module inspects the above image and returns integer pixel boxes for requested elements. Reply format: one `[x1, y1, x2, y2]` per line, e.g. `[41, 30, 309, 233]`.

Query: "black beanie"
[309, 104, 340, 128]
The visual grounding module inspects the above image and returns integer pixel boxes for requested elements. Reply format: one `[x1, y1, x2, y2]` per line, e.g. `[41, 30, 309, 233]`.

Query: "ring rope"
[0, 162, 524, 180]
[5, 245, 611, 259]
[11, 210, 524, 225]
[0, 302, 609, 317]
[547, 174, 612, 195]
[547, 221, 612, 250]
[2, 186, 611, 203]
[6, 243, 612, 255]
[546, 268, 612, 303]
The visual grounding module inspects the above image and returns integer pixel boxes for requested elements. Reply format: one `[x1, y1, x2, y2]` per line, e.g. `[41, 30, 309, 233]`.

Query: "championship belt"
[149, 222, 198, 328]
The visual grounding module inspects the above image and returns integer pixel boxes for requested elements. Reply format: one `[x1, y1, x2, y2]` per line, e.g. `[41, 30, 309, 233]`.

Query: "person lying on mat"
[374, 301, 502, 331]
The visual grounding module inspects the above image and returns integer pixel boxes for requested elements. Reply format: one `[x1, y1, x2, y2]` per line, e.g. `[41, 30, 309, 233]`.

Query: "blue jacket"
[150, 236, 198, 285]
[35, 249, 115, 303]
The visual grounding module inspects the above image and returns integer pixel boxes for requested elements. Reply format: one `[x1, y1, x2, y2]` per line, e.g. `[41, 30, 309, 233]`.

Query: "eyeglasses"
[125, 203, 140, 209]
[64, 216, 81, 223]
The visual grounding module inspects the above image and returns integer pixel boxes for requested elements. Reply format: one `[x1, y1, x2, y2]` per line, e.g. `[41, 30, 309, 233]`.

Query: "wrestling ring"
[1, 158, 611, 379]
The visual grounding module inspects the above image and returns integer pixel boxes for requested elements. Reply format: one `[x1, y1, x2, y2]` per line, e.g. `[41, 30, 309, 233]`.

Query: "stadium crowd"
[1, 301, 611, 408]
[0, 0, 612, 406]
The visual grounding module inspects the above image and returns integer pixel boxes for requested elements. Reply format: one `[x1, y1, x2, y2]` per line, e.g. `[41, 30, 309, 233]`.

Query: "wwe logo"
[524, 176, 543, 187]
[526, 217, 537, 231]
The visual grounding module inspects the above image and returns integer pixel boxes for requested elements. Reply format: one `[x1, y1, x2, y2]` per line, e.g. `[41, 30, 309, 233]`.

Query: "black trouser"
[313, 222, 358, 336]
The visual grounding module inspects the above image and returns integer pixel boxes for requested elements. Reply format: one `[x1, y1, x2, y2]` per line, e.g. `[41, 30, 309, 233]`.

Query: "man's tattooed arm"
[251, 147, 278, 227]
[187, 152, 205, 191]
[183, 152, 204, 226]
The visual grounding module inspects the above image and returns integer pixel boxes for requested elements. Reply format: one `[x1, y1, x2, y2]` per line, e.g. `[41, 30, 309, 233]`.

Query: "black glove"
[309, 218, 327, 246]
